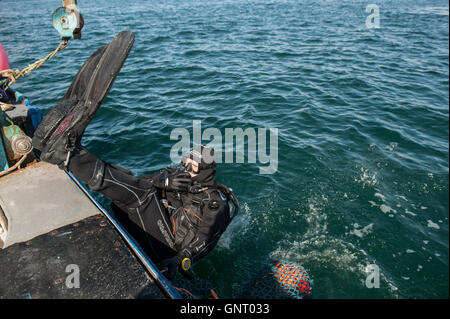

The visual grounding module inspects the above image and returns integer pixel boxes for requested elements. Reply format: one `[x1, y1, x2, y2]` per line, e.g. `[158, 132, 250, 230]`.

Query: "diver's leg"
[67, 149, 153, 208]
[69, 149, 177, 261]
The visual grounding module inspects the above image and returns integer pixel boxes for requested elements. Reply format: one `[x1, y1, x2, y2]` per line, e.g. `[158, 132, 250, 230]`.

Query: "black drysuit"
[67, 149, 231, 264]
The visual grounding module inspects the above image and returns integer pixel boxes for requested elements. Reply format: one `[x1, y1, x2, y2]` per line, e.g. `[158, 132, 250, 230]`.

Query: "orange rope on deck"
[0, 154, 26, 177]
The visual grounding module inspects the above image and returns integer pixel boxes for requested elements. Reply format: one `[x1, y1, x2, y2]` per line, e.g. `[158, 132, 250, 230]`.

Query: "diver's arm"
[143, 169, 192, 193]
[67, 149, 155, 208]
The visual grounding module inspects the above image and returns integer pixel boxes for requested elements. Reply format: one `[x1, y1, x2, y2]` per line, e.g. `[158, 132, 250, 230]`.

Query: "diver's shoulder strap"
[188, 182, 239, 221]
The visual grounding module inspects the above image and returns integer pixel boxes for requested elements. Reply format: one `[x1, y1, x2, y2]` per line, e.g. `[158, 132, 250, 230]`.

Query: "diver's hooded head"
[182, 145, 216, 185]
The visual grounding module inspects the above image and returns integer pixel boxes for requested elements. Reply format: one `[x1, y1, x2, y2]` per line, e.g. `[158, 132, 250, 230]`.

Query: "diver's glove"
[154, 171, 192, 192]
[159, 256, 180, 280]
[159, 255, 192, 280]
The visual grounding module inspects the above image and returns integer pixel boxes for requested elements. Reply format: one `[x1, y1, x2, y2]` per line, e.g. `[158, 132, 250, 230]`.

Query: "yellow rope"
[0, 40, 68, 91]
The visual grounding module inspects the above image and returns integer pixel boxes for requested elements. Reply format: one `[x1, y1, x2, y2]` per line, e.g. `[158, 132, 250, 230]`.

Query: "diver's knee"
[87, 159, 106, 191]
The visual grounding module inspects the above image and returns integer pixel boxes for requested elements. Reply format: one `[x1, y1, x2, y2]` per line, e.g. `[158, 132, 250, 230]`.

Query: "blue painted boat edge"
[0, 127, 9, 170]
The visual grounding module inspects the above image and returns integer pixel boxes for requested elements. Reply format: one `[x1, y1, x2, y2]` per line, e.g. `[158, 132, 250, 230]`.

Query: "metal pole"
[65, 171, 183, 299]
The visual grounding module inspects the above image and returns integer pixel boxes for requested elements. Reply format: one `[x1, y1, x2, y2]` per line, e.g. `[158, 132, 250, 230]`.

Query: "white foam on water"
[427, 220, 440, 230]
[303, 195, 329, 238]
[270, 237, 365, 276]
[374, 193, 385, 201]
[406, 249, 415, 254]
[405, 209, 417, 217]
[386, 142, 398, 152]
[355, 167, 378, 188]
[388, 282, 399, 292]
[380, 204, 392, 214]
[270, 236, 398, 298]
[396, 195, 408, 202]
[271, 194, 400, 296]
[350, 223, 374, 238]
[369, 201, 378, 207]
[412, 6, 449, 16]
[217, 202, 251, 250]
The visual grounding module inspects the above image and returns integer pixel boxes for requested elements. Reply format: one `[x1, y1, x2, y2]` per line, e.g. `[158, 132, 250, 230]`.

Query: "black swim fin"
[32, 31, 135, 166]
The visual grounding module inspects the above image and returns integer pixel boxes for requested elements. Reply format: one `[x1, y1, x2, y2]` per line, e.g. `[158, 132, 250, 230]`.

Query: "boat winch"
[52, 0, 84, 40]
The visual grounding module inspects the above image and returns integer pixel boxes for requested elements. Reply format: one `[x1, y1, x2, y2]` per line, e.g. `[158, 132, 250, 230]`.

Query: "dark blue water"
[1, 0, 448, 298]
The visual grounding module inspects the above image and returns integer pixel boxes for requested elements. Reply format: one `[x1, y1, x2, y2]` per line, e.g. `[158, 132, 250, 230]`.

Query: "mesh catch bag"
[249, 259, 313, 299]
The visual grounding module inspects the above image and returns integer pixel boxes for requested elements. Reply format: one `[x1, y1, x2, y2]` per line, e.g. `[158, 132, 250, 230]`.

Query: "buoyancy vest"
[161, 182, 239, 255]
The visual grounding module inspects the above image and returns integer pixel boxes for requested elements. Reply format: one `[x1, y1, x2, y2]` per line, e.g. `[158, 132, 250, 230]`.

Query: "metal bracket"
[52, 4, 84, 40]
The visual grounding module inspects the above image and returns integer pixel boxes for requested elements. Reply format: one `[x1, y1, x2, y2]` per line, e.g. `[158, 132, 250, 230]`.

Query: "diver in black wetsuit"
[31, 31, 237, 279]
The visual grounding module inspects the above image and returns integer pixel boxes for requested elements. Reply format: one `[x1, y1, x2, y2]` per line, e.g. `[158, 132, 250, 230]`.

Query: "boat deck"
[0, 214, 164, 299]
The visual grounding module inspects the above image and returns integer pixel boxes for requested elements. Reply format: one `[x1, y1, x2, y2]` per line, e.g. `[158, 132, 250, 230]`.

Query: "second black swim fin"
[32, 31, 135, 165]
